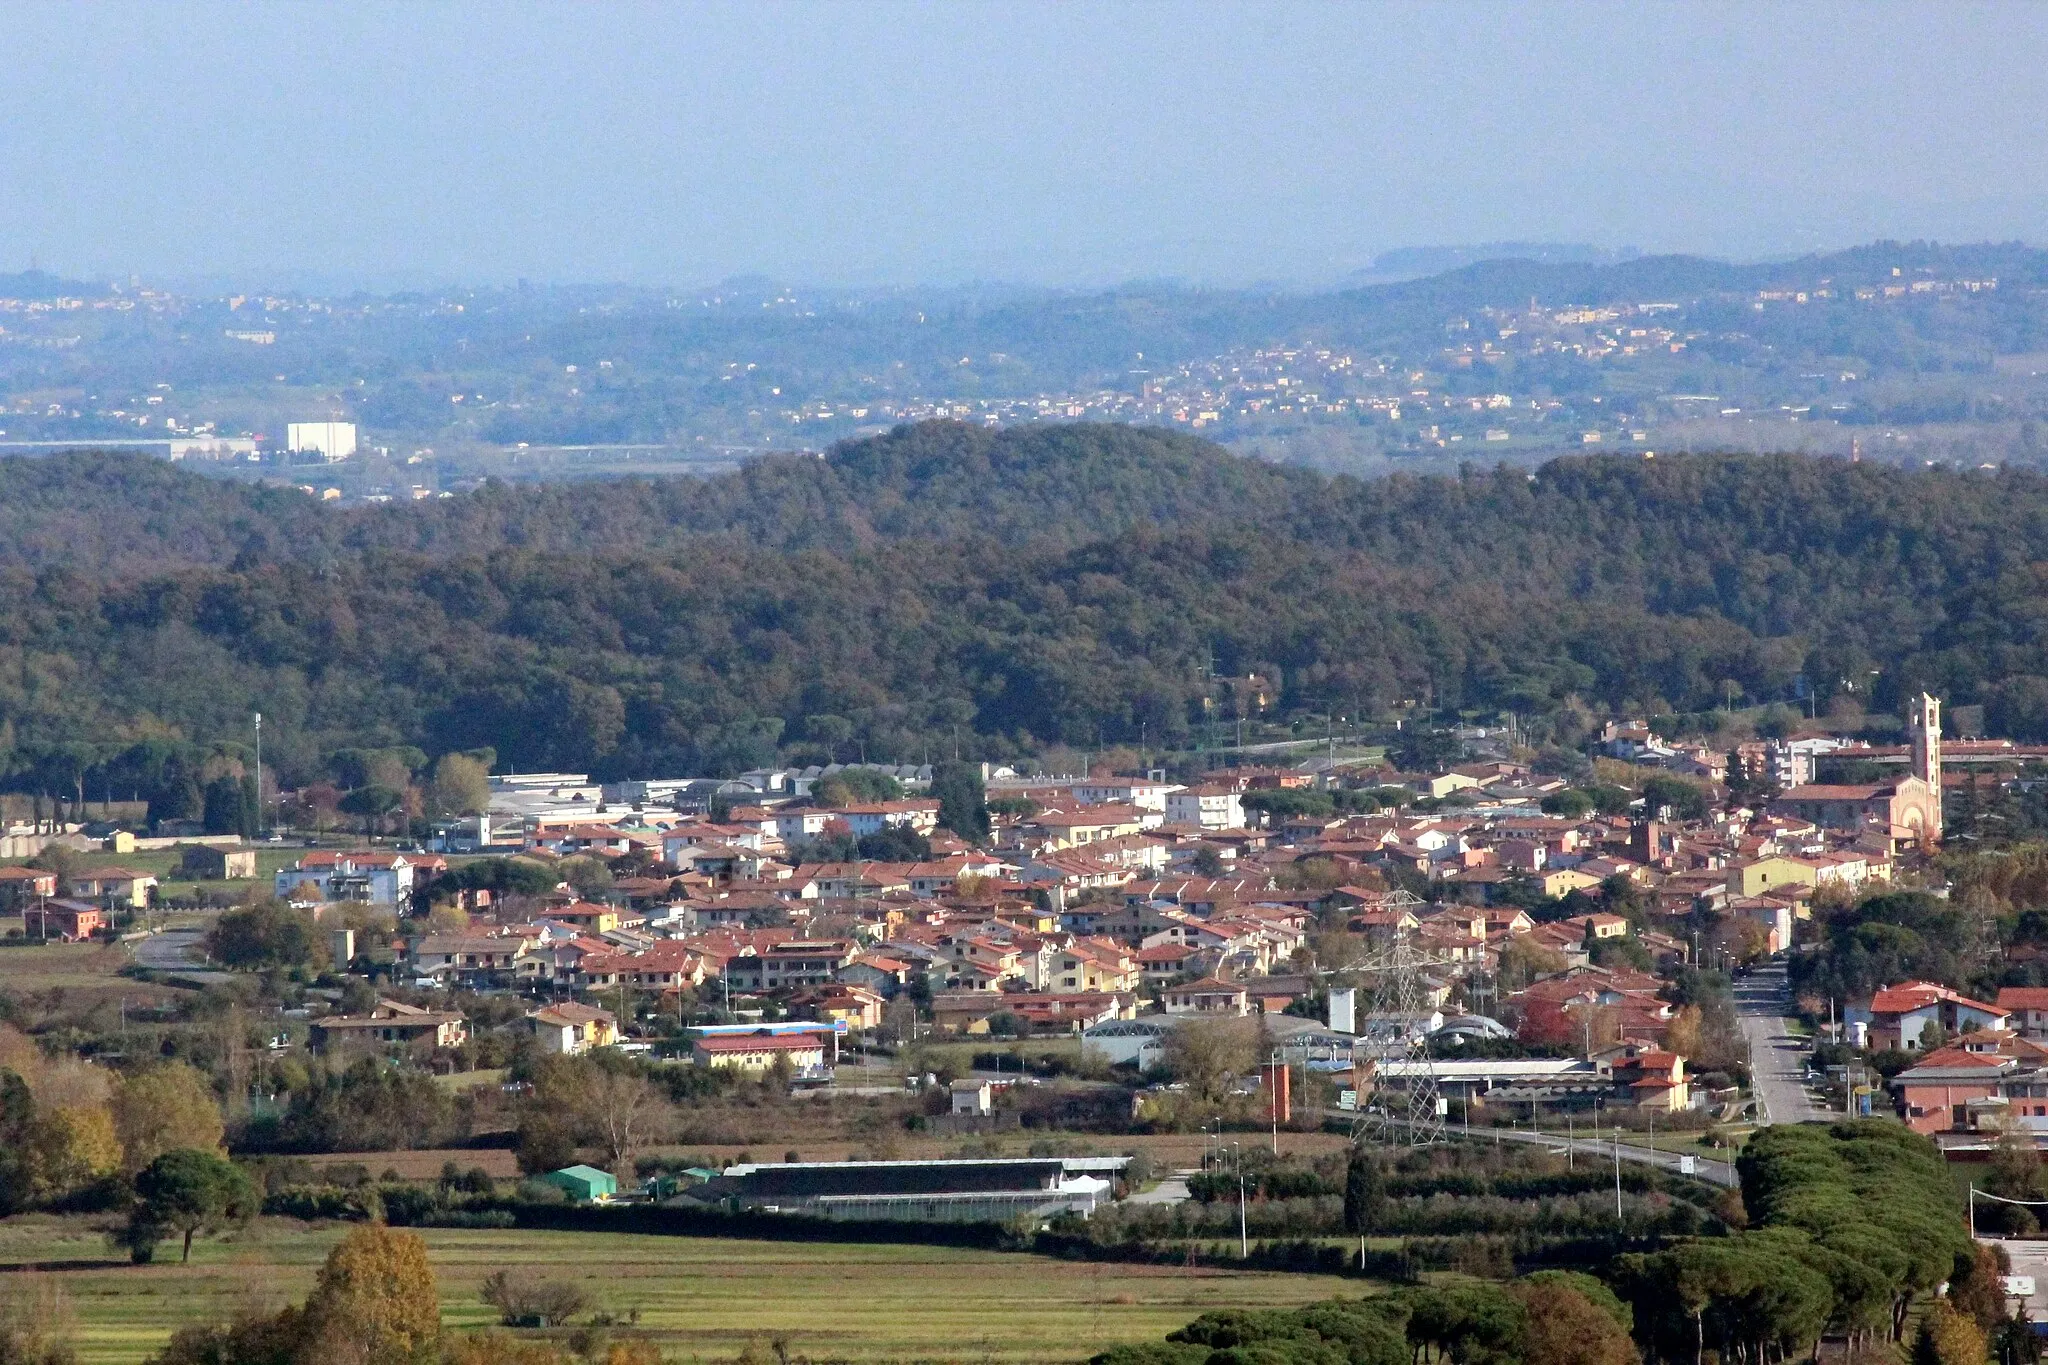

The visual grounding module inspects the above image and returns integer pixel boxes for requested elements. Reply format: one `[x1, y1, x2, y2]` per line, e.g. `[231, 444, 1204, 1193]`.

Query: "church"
[1772, 693, 1944, 847]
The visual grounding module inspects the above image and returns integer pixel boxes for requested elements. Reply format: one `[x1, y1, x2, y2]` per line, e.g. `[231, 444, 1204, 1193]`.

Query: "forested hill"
[12, 423, 2048, 792]
[0, 424, 1309, 572]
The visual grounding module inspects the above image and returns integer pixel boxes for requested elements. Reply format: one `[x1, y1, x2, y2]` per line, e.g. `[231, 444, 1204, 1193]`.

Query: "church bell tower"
[1909, 692, 1942, 840]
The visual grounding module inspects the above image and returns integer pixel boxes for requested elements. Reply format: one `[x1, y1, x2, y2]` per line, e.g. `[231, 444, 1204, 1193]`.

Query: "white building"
[273, 850, 416, 906]
[1165, 785, 1244, 830]
[1072, 775, 1180, 812]
[286, 421, 358, 462]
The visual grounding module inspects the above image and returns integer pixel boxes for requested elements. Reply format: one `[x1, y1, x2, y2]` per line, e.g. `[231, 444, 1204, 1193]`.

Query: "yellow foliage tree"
[443, 1332, 568, 1365]
[112, 1063, 224, 1174]
[0, 1025, 40, 1084]
[430, 753, 491, 818]
[1663, 1005, 1704, 1061]
[1917, 1299, 1988, 1365]
[302, 1224, 440, 1365]
[29, 1104, 120, 1200]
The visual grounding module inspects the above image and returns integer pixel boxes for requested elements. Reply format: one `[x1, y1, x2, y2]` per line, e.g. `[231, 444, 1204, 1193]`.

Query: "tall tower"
[1910, 692, 1942, 839]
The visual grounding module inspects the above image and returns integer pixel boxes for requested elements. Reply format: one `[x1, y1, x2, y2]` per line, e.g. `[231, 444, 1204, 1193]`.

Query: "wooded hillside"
[6, 423, 2048, 790]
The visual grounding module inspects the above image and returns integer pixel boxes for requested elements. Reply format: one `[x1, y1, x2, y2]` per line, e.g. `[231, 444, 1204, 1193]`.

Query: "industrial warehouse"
[674, 1156, 1131, 1223]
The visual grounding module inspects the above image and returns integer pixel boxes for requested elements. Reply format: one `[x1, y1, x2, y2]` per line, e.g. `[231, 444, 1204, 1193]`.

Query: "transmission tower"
[1333, 917, 1459, 1148]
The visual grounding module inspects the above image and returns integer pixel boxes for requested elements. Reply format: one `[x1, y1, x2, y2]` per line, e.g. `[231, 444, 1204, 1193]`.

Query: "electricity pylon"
[1332, 922, 1459, 1147]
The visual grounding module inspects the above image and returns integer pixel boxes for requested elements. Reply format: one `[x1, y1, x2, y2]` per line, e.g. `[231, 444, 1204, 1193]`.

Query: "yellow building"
[1535, 868, 1604, 898]
[1725, 857, 1818, 899]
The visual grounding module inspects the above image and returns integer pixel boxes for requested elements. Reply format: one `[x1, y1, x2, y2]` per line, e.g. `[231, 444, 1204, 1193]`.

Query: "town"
[0, 693, 2010, 1176]
[6, 682, 2039, 1358]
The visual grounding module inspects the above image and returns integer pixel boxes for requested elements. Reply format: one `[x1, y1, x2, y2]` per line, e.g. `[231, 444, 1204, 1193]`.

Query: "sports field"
[0, 1216, 1357, 1364]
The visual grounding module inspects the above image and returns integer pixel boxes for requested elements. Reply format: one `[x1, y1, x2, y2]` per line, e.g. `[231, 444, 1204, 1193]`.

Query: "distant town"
[2, 243, 2042, 501]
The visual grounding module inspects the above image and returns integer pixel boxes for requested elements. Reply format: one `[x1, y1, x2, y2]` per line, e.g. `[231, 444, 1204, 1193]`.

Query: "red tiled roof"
[1869, 981, 2008, 1017]
[694, 1033, 827, 1054]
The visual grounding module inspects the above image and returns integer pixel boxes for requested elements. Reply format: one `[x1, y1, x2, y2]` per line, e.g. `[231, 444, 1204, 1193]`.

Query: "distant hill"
[0, 423, 1311, 571]
[1353, 242, 1640, 282]
[0, 269, 110, 299]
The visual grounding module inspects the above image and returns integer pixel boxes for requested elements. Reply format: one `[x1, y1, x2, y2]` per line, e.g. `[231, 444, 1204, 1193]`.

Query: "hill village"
[12, 687, 2046, 1216]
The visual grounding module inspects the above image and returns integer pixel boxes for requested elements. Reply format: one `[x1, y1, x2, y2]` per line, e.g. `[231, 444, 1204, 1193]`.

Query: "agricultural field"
[0, 1216, 1358, 1365]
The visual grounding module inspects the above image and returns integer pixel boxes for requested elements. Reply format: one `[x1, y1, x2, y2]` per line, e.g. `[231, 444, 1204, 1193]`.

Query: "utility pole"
[1566, 1110, 1573, 1171]
[253, 711, 263, 839]
[1270, 1047, 1280, 1155]
[1613, 1124, 1623, 1224]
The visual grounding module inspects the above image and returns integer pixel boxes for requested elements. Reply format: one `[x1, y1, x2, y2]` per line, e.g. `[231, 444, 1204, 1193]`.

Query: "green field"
[0, 1216, 1357, 1364]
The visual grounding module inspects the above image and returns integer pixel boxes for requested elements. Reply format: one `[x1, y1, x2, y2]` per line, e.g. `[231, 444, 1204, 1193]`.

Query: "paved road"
[129, 929, 232, 984]
[1323, 1109, 1737, 1187]
[1735, 962, 1831, 1125]
[1127, 1175, 1193, 1205]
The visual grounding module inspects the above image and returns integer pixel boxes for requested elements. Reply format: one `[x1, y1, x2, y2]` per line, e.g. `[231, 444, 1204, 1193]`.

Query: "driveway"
[1735, 962, 1831, 1125]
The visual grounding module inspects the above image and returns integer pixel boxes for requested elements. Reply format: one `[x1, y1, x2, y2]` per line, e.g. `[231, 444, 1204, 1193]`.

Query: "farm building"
[541, 1165, 618, 1202]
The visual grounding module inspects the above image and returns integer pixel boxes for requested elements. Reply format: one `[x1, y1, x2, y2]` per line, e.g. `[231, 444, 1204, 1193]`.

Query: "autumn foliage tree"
[302, 1223, 441, 1365]
[151, 1223, 440, 1365]
[112, 1062, 223, 1175]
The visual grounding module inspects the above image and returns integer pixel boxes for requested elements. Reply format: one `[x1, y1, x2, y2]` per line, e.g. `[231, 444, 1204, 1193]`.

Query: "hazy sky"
[2, 2, 2042, 289]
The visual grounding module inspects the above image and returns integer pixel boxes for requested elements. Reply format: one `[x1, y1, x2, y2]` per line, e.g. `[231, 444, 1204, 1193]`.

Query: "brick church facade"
[1772, 693, 1943, 847]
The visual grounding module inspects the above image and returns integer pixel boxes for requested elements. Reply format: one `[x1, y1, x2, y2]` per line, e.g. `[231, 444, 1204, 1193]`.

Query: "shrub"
[481, 1269, 592, 1327]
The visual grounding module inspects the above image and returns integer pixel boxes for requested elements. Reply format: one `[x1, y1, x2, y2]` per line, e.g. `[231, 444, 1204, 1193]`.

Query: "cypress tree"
[1343, 1147, 1383, 1235]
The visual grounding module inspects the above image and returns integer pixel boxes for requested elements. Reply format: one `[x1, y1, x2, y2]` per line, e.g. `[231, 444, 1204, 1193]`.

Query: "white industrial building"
[286, 421, 358, 462]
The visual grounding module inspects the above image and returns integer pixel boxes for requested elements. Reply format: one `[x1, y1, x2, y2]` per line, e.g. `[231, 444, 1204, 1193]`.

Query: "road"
[1127, 1175, 1193, 1205]
[1735, 962, 1831, 1125]
[1322, 1109, 1737, 1187]
[129, 928, 232, 984]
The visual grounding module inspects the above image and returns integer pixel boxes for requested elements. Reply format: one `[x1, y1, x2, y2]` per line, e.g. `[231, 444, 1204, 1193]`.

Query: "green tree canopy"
[130, 1148, 254, 1263]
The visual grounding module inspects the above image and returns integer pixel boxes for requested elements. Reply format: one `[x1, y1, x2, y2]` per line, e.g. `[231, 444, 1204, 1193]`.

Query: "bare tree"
[579, 1068, 668, 1175]
[1162, 1015, 1260, 1102]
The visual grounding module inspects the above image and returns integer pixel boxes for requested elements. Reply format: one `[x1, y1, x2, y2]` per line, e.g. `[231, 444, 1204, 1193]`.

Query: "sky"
[1, 2, 2043, 290]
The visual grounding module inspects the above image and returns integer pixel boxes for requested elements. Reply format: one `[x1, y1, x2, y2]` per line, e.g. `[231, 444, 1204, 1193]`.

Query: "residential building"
[528, 1002, 619, 1054]
[66, 866, 157, 908]
[411, 934, 530, 985]
[692, 1030, 830, 1074]
[835, 800, 941, 836]
[275, 850, 417, 906]
[1162, 976, 1251, 1016]
[310, 999, 467, 1052]
[0, 866, 57, 908]
[1072, 775, 1179, 811]
[24, 899, 103, 941]
[1165, 785, 1245, 831]
[1846, 981, 2009, 1051]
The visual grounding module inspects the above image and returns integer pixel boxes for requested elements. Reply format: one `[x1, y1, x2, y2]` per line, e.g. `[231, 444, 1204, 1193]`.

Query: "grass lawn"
[0, 938, 138, 993]
[0, 1216, 1357, 1365]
